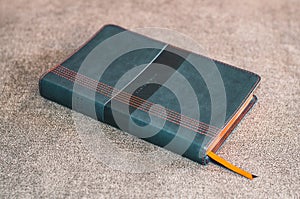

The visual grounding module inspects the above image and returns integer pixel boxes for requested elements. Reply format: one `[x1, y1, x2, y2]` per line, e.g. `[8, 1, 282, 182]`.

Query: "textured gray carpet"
[0, 0, 299, 198]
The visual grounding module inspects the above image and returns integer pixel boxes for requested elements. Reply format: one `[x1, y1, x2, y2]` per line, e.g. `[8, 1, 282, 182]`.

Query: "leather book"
[39, 25, 261, 179]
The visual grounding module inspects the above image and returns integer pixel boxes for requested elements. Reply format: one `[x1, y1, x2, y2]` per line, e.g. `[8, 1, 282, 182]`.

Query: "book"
[39, 24, 261, 179]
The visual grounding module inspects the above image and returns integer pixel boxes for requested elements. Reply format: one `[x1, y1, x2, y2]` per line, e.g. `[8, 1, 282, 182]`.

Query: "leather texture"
[39, 24, 261, 165]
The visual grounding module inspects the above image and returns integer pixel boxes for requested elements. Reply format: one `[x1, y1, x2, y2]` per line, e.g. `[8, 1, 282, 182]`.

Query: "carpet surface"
[0, 0, 299, 198]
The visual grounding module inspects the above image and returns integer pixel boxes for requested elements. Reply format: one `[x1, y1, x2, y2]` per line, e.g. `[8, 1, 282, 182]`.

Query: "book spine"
[39, 72, 209, 165]
[39, 73, 73, 110]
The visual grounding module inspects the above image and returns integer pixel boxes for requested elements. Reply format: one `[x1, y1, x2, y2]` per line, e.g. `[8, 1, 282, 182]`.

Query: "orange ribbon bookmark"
[207, 151, 257, 180]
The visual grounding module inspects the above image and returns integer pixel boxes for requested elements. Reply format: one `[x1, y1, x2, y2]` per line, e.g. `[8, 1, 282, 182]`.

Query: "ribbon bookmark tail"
[207, 151, 257, 180]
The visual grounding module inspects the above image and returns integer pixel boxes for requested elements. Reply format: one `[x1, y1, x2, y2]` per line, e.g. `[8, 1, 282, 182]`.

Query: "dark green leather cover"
[39, 24, 260, 165]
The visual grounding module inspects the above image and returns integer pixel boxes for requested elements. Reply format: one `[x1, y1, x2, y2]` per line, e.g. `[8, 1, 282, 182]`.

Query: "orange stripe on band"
[207, 151, 256, 180]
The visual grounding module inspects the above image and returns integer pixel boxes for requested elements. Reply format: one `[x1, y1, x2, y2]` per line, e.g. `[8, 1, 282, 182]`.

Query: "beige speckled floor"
[0, 0, 299, 198]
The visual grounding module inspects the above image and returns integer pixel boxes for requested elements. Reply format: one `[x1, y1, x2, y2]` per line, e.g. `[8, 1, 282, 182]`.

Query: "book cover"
[39, 24, 260, 179]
